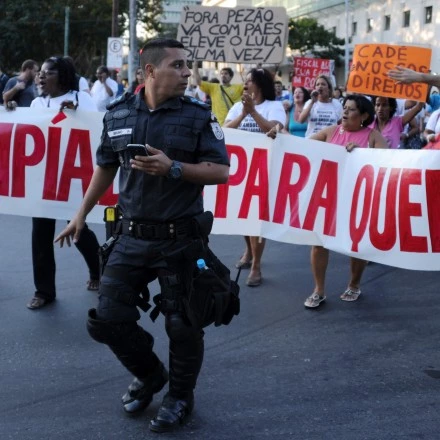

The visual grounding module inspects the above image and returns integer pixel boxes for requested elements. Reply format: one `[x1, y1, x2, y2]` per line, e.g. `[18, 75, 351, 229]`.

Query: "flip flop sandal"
[340, 288, 361, 302]
[87, 279, 100, 291]
[27, 296, 54, 310]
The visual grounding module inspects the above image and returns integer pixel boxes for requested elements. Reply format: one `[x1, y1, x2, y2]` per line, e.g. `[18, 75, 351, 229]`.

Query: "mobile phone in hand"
[127, 144, 149, 158]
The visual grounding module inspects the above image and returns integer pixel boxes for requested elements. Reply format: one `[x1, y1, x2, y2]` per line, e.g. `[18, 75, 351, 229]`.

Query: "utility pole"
[112, 0, 119, 37]
[64, 6, 70, 56]
[344, 0, 349, 82]
[128, 0, 137, 86]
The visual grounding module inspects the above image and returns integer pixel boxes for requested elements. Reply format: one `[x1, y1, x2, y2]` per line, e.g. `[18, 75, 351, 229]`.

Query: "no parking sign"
[107, 37, 124, 69]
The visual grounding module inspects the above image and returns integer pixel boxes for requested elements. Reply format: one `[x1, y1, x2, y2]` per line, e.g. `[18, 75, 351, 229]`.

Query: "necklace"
[339, 126, 345, 134]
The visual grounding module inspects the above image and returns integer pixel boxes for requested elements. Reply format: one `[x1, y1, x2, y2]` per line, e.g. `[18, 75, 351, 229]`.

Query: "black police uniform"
[86, 90, 229, 431]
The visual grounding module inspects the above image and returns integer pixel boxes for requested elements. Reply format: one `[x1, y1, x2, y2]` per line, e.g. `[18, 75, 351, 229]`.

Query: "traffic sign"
[107, 37, 124, 69]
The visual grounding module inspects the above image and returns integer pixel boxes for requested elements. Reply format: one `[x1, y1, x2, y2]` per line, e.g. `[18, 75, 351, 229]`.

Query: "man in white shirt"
[90, 65, 118, 111]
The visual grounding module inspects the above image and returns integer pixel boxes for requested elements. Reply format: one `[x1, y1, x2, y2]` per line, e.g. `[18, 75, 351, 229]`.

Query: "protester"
[25, 56, 100, 310]
[193, 63, 243, 125]
[369, 96, 424, 149]
[333, 87, 344, 103]
[64, 56, 90, 94]
[3, 59, 39, 109]
[388, 66, 440, 89]
[283, 86, 310, 137]
[274, 80, 289, 101]
[0, 64, 10, 105]
[401, 100, 425, 149]
[224, 68, 285, 287]
[90, 65, 118, 111]
[424, 107, 440, 144]
[303, 95, 388, 308]
[115, 73, 125, 97]
[54, 38, 230, 433]
[126, 67, 144, 94]
[298, 74, 343, 137]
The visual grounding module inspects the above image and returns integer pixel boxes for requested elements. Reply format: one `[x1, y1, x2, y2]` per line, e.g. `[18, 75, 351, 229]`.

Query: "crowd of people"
[1, 40, 439, 434]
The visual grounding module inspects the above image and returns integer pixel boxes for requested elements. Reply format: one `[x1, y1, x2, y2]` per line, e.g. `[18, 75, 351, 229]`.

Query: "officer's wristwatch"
[167, 160, 183, 180]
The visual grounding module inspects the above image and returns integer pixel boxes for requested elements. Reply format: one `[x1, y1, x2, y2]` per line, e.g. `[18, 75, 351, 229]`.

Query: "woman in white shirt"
[31, 57, 96, 112]
[224, 68, 285, 287]
[298, 74, 343, 138]
[27, 56, 100, 310]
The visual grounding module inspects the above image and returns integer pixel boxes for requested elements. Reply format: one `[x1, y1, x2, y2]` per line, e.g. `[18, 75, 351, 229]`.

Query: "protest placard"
[2, 108, 440, 271]
[346, 44, 432, 101]
[292, 57, 335, 89]
[177, 6, 288, 64]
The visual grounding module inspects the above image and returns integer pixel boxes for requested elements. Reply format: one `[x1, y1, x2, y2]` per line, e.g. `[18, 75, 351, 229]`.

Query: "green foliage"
[0, 0, 163, 77]
[288, 17, 345, 66]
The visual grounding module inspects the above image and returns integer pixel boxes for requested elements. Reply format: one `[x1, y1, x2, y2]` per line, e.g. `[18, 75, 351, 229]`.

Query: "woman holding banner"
[369, 96, 424, 149]
[303, 94, 388, 308]
[298, 74, 343, 138]
[26, 56, 100, 310]
[224, 68, 285, 287]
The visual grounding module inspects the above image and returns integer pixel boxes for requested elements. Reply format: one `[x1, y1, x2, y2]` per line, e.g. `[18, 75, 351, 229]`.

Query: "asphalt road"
[0, 214, 439, 440]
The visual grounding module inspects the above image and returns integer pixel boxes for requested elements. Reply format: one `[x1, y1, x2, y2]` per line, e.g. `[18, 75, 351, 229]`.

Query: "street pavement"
[0, 213, 439, 440]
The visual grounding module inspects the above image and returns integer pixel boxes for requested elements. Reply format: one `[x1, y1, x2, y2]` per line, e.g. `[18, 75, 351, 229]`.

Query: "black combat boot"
[149, 314, 204, 432]
[149, 391, 194, 432]
[122, 362, 169, 413]
[87, 309, 168, 413]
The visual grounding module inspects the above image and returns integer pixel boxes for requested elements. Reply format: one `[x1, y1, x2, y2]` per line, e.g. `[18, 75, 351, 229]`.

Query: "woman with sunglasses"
[223, 68, 285, 287]
[26, 56, 100, 310]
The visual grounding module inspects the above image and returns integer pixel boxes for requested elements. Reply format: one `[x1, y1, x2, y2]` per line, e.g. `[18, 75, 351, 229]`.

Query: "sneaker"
[304, 293, 326, 308]
[340, 287, 361, 302]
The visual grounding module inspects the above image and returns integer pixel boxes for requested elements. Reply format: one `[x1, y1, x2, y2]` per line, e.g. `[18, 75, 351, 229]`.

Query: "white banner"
[1, 107, 440, 270]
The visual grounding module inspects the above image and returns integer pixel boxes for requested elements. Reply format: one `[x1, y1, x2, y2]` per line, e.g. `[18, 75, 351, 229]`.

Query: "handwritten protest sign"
[177, 6, 288, 64]
[2, 108, 440, 271]
[346, 44, 432, 101]
[292, 57, 334, 89]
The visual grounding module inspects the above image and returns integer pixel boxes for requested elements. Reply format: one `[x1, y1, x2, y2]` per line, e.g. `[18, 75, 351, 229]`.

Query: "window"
[425, 6, 433, 24]
[384, 15, 391, 31]
[403, 10, 410, 28]
[352, 21, 357, 36]
[367, 18, 373, 33]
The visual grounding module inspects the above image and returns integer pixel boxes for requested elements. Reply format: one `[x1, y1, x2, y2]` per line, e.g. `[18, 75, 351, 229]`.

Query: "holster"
[150, 241, 240, 329]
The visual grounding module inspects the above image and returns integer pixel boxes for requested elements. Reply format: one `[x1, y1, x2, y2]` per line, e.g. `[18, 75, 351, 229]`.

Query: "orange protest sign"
[346, 44, 432, 102]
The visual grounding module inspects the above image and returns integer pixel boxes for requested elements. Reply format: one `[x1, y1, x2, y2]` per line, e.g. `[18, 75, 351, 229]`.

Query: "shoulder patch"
[210, 122, 224, 140]
[181, 95, 210, 109]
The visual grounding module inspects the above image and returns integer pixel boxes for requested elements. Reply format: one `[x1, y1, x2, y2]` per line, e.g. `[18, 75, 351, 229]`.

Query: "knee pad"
[165, 313, 198, 342]
[87, 308, 151, 347]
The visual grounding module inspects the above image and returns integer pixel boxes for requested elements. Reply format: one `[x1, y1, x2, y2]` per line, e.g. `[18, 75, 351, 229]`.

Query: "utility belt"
[119, 218, 195, 240]
[98, 208, 240, 328]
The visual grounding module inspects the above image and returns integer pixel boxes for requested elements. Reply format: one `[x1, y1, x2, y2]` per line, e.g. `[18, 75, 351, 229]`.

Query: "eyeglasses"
[39, 69, 58, 77]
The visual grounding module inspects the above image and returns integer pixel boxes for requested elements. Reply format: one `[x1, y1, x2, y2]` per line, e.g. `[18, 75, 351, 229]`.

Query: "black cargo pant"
[32, 217, 100, 300]
[90, 234, 204, 399]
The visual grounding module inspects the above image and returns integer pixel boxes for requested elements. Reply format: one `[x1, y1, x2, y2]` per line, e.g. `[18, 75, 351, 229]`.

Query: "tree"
[287, 17, 345, 66]
[0, 0, 163, 77]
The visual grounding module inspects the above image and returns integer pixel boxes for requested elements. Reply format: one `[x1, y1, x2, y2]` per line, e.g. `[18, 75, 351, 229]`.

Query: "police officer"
[55, 38, 229, 433]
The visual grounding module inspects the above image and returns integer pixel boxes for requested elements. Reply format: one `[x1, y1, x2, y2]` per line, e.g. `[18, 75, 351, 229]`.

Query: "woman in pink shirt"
[304, 95, 388, 309]
[369, 96, 424, 149]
